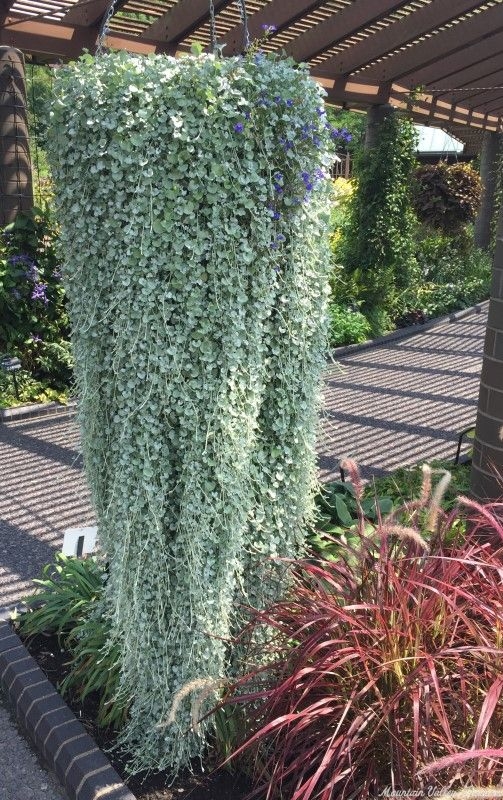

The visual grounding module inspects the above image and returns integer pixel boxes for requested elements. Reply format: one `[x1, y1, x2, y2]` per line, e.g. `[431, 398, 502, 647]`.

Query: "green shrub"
[17, 554, 128, 729]
[0, 205, 72, 392]
[328, 303, 370, 346]
[413, 162, 482, 232]
[408, 227, 491, 318]
[339, 110, 418, 335]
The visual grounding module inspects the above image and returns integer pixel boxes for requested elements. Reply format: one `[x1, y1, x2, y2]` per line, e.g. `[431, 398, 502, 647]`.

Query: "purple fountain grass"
[216, 471, 503, 800]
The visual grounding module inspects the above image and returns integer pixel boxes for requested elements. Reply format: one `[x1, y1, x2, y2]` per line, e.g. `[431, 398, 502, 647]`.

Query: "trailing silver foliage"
[48, 50, 333, 774]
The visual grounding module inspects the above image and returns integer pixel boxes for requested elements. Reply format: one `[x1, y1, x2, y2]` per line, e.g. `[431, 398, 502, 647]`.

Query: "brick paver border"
[0, 622, 136, 800]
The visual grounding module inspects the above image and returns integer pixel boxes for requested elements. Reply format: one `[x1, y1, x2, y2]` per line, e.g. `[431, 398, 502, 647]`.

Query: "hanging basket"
[48, 49, 334, 774]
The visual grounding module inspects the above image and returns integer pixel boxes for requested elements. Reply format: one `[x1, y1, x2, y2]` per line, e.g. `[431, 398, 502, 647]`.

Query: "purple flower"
[274, 95, 282, 104]
[8, 254, 30, 264]
[52, 266, 62, 280]
[31, 333, 42, 343]
[31, 282, 49, 305]
[234, 122, 244, 133]
[285, 99, 294, 107]
[244, 110, 251, 120]
[261, 24, 277, 33]
[316, 107, 326, 116]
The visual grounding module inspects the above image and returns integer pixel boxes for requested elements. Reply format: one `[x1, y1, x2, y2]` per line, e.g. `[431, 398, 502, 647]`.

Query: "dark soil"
[19, 630, 253, 800]
[394, 309, 426, 329]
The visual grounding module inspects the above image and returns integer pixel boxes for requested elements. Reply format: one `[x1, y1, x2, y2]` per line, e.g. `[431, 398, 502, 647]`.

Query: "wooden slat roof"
[1, 0, 502, 132]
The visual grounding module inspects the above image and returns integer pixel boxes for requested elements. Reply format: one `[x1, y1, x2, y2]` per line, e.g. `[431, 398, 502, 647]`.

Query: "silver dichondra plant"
[48, 50, 334, 773]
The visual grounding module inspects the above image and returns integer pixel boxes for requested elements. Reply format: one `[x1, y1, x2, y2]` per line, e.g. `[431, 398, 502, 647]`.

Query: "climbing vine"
[48, 51, 333, 774]
[340, 109, 418, 335]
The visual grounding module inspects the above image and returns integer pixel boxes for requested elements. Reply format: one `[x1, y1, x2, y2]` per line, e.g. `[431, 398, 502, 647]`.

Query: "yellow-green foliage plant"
[48, 51, 334, 774]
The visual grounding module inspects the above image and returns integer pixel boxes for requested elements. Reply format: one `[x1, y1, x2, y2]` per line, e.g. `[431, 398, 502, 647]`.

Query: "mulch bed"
[19, 630, 253, 800]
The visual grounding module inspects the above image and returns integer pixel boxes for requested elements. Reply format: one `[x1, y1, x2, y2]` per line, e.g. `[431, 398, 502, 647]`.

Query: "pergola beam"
[284, 0, 410, 64]
[64, 0, 128, 27]
[427, 53, 503, 96]
[435, 74, 503, 109]
[141, 0, 232, 45]
[399, 30, 503, 89]
[470, 93, 503, 114]
[314, 0, 486, 78]
[220, 0, 324, 57]
[0, 15, 157, 57]
[355, 2, 503, 83]
[317, 76, 392, 107]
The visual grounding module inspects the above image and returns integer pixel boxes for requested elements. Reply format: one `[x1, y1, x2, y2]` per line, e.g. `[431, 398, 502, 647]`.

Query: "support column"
[364, 103, 395, 151]
[0, 47, 33, 227]
[474, 130, 502, 250]
[471, 204, 503, 500]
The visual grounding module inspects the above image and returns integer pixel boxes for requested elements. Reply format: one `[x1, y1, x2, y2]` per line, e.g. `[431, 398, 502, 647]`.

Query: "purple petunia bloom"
[31, 333, 42, 343]
[31, 282, 49, 305]
[234, 122, 244, 133]
[261, 23, 277, 33]
[285, 99, 294, 107]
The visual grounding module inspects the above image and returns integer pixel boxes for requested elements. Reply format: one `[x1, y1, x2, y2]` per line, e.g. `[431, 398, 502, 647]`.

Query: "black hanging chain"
[236, 0, 250, 51]
[96, 0, 118, 56]
[209, 0, 217, 53]
[209, 0, 250, 54]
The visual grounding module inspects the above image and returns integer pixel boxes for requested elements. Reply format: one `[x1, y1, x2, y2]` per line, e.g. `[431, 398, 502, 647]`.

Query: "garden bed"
[16, 629, 251, 800]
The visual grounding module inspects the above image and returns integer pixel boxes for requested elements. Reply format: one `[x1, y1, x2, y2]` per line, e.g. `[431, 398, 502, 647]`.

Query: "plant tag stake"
[62, 526, 97, 557]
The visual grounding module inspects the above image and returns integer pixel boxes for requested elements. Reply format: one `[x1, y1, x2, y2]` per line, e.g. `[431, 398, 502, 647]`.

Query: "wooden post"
[474, 130, 502, 251]
[471, 204, 503, 499]
[364, 103, 394, 151]
[0, 47, 33, 226]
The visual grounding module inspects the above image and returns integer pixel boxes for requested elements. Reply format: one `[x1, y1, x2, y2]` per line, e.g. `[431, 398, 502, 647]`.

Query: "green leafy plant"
[328, 303, 370, 347]
[48, 50, 334, 774]
[17, 553, 103, 640]
[339, 110, 418, 335]
[413, 162, 482, 232]
[371, 460, 471, 514]
[218, 481, 503, 800]
[0, 205, 71, 396]
[17, 554, 127, 729]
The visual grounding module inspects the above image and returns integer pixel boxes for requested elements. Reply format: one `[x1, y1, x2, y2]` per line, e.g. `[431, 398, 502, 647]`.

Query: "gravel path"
[0, 303, 488, 799]
[0, 693, 66, 800]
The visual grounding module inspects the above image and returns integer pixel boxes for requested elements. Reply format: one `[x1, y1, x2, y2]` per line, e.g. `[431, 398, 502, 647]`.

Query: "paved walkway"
[0, 304, 487, 612]
[0, 303, 488, 799]
[319, 306, 487, 482]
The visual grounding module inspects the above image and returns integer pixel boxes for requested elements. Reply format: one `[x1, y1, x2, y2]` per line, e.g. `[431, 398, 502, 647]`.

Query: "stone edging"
[0, 399, 77, 424]
[331, 300, 489, 359]
[0, 622, 136, 800]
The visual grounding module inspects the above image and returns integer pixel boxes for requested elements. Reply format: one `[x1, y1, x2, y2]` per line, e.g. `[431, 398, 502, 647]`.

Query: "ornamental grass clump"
[219, 480, 503, 800]
[47, 51, 333, 773]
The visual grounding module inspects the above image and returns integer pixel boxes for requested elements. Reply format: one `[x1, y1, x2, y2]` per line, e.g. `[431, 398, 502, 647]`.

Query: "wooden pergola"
[1, 0, 503, 138]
